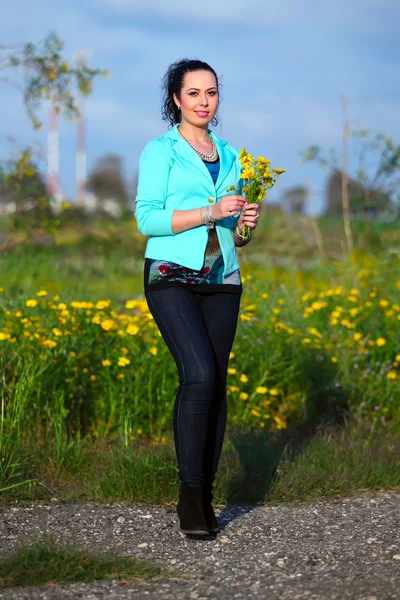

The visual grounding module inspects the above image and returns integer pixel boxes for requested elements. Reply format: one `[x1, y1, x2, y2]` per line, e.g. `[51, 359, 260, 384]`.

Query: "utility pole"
[341, 95, 353, 252]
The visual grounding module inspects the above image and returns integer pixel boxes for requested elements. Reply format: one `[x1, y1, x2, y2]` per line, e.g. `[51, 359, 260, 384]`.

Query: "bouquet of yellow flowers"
[237, 148, 286, 241]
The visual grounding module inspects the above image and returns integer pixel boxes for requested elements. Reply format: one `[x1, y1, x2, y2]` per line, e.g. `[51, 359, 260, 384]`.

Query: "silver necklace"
[178, 127, 218, 161]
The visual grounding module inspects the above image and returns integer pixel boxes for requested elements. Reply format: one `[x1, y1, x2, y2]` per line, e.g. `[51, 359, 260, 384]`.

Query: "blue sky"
[1, 0, 399, 214]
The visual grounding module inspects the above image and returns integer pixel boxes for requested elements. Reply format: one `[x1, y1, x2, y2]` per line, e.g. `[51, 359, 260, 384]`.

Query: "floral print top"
[144, 158, 242, 294]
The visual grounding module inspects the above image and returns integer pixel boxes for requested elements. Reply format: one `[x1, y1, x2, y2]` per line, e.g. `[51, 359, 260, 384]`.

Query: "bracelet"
[235, 225, 252, 242]
[200, 204, 215, 229]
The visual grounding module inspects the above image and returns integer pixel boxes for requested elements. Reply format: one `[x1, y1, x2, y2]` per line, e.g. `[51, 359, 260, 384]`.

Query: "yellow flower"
[42, 339, 57, 348]
[256, 386, 268, 394]
[150, 346, 158, 356]
[273, 415, 287, 429]
[379, 299, 389, 307]
[331, 357, 338, 363]
[353, 332, 363, 341]
[118, 357, 130, 367]
[376, 337, 386, 346]
[396, 354, 400, 362]
[251, 409, 261, 417]
[272, 168, 286, 175]
[240, 374, 249, 383]
[102, 359, 111, 367]
[0, 332, 11, 341]
[239, 392, 249, 401]
[90, 375, 96, 381]
[52, 328, 63, 337]
[387, 370, 397, 380]
[229, 351, 235, 359]
[96, 300, 111, 310]
[126, 324, 139, 335]
[269, 388, 279, 396]
[228, 367, 237, 375]
[37, 290, 48, 297]
[101, 319, 116, 331]
[26, 299, 38, 307]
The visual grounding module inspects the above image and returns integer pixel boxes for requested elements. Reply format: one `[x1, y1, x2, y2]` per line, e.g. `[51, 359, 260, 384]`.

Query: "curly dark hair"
[161, 59, 221, 129]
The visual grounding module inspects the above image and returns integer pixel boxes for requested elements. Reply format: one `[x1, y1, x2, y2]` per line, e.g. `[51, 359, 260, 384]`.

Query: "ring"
[255, 213, 259, 219]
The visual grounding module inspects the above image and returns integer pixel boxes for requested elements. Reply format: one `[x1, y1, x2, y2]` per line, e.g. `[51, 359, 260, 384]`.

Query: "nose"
[199, 94, 209, 106]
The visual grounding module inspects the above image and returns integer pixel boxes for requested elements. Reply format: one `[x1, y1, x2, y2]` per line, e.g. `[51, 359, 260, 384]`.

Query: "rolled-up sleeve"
[134, 141, 176, 237]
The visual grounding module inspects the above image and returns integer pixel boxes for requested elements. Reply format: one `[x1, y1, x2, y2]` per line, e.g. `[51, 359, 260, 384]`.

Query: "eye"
[209, 91, 217, 96]
[189, 92, 198, 96]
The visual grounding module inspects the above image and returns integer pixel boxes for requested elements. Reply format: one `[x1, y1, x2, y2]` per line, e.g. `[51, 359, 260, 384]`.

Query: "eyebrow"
[186, 87, 217, 91]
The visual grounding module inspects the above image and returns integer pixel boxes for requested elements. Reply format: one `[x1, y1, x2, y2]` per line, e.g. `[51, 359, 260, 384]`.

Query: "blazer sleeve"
[134, 140, 176, 237]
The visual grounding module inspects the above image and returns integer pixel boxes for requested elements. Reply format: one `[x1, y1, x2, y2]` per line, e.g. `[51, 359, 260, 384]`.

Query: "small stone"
[50, 497, 58, 503]
[140, 514, 152, 519]
[116, 516, 125, 524]
[393, 555, 400, 560]
[277, 559, 285, 568]
[220, 536, 229, 543]
[170, 559, 177, 564]
[138, 542, 148, 548]
[367, 596, 377, 600]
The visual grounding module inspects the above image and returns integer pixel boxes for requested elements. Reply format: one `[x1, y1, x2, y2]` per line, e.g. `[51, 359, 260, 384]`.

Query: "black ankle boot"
[203, 481, 220, 534]
[177, 481, 209, 536]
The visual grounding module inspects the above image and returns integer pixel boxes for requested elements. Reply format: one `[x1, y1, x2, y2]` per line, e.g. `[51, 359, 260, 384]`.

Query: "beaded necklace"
[178, 127, 218, 162]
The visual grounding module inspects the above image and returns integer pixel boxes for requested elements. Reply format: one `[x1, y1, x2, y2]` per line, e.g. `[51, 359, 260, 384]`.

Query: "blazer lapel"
[166, 125, 236, 192]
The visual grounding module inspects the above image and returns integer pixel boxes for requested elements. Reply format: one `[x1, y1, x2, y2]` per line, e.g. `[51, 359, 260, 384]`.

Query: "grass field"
[1, 212, 399, 503]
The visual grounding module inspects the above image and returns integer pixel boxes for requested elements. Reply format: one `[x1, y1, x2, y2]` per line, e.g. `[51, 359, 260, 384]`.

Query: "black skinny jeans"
[145, 286, 242, 487]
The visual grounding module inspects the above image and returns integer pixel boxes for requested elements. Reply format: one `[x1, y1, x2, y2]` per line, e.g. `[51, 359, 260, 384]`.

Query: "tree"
[0, 31, 108, 248]
[0, 30, 108, 130]
[301, 130, 400, 219]
[87, 154, 130, 217]
[281, 185, 306, 214]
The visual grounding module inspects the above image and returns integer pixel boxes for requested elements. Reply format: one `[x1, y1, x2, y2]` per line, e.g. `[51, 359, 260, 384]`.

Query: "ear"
[172, 93, 180, 109]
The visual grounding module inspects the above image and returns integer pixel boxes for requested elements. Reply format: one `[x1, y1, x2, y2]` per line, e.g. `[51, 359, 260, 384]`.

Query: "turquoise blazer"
[134, 124, 242, 276]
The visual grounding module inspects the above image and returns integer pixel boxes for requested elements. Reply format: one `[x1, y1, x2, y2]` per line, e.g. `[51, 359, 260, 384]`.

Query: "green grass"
[1, 421, 399, 505]
[268, 422, 400, 502]
[0, 539, 174, 589]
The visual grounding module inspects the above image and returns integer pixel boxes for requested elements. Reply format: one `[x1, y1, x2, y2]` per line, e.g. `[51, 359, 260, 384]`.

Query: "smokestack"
[48, 104, 60, 201]
[76, 50, 87, 206]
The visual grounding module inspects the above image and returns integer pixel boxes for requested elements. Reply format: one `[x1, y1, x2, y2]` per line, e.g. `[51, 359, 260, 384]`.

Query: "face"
[173, 69, 219, 127]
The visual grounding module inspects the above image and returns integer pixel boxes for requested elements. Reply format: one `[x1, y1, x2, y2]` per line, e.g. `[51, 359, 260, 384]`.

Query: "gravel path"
[0, 492, 399, 599]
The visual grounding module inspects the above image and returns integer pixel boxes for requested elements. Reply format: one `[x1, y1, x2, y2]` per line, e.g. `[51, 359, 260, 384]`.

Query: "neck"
[178, 120, 210, 143]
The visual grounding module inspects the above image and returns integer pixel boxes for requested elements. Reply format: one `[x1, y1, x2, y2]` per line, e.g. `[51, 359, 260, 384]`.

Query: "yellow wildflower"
[376, 338, 386, 346]
[240, 392, 249, 401]
[240, 374, 249, 383]
[118, 357, 130, 367]
[256, 386, 268, 394]
[150, 346, 158, 356]
[101, 319, 116, 331]
[26, 299, 38, 307]
[228, 368, 237, 375]
[387, 370, 397, 380]
[96, 300, 111, 310]
[37, 290, 48, 297]
[102, 359, 111, 367]
[269, 388, 279, 396]
[251, 409, 261, 417]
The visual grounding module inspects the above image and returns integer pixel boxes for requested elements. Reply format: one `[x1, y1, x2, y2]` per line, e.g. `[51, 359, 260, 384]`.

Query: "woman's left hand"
[237, 202, 259, 232]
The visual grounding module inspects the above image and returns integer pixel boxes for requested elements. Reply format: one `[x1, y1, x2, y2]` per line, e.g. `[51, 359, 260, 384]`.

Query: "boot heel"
[177, 481, 209, 536]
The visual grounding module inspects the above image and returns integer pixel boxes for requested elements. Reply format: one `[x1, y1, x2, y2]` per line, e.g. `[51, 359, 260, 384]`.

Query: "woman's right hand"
[211, 195, 247, 221]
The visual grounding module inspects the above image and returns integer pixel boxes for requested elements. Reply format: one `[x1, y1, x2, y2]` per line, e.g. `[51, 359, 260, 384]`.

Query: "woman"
[134, 59, 259, 536]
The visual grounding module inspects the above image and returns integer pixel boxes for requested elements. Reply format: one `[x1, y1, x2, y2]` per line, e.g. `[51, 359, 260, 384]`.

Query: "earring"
[178, 106, 181, 110]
